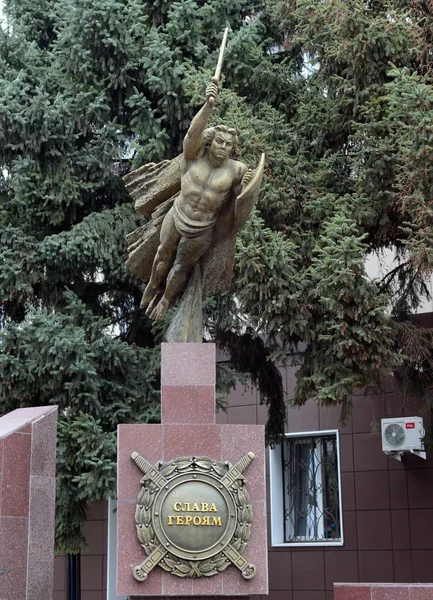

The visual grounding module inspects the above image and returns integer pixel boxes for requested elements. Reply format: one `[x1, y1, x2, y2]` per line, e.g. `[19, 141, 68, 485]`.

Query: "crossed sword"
[131, 451, 257, 582]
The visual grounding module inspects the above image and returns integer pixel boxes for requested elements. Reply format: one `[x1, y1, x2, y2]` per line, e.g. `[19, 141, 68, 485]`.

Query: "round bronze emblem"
[153, 472, 237, 559]
[131, 453, 257, 581]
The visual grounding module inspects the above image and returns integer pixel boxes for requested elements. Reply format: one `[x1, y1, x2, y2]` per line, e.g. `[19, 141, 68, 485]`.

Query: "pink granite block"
[221, 500, 268, 595]
[410, 587, 433, 600]
[30, 408, 57, 476]
[221, 425, 266, 501]
[27, 555, 55, 600]
[161, 343, 216, 387]
[27, 475, 56, 600]
[2, 432, 31, 516]
[0, 407, 56, 439]
[0, 440, 3, 516]
[162, 386, 215, 425]
[10, 406, 57, 422]
[372, 586, 409, 600]
[161, 569, 194, 595]
[192, 569, 223, 595]
[334, 584, 371, 600]
[0, 418, 29, 438]
[117, 500, 163, 597]
[132, 597, 249, 600]
[163, 424, 222, 461]
[117, 424, 163, 502]
[0, 516, 29, 599]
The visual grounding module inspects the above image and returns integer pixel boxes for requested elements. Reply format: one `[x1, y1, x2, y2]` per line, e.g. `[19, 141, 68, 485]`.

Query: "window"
[269, 431, 344, 547]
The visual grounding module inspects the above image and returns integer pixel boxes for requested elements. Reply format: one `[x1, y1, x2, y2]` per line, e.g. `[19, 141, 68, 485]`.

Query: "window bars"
[281, 434, 341, 543]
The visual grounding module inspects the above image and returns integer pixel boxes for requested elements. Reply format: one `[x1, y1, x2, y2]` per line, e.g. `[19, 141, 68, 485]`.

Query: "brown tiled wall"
[53, 500, 108, 600]
[216, 366, 433, 600]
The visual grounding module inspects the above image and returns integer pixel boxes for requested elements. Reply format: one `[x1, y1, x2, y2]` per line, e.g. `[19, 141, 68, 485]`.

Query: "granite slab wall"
[334, 583, 433, 600]
[0, 405, 58, 600]
[117, 343, 268, 598]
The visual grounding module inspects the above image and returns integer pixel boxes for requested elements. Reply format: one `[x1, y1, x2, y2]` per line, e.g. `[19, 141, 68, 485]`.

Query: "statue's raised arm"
[183, 83, 218, 162]
[123, 28, 265, 342]
[183, 27, 228, 162]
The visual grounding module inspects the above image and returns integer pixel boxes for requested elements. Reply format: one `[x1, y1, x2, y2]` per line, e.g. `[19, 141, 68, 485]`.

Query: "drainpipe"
[67, 553, 81, 600]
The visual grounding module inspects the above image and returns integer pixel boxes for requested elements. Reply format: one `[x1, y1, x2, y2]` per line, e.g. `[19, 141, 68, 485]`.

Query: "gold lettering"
[192, 503, 200, 512]
[201, 517, 210, 525]
[209, 504, 217, 512]
[201, 503, 209, 512]
[184, 502, 191, 511]
[212, 517, 222, 526]
[193, 516, 201, 525]
[176, 516, 184, 525]
[173, 502, 182, 512]
[185, 516, 193, 526]
[167, 515, 175, 525]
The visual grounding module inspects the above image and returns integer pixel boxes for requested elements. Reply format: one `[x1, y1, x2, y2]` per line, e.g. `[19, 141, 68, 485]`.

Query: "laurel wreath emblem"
[134, 456, 253, 578]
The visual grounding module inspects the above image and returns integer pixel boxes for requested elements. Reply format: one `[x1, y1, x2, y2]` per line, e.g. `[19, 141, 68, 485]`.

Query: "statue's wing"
[123, 154, 182, 216]
[125, 222, 160, 282]
[125, 195, 177, 282]
[201, 154, 265, 298]
[234, 153, 265, 230]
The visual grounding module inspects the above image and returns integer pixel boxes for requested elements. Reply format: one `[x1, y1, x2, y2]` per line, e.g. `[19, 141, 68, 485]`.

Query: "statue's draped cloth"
[124, 153, 265, 304]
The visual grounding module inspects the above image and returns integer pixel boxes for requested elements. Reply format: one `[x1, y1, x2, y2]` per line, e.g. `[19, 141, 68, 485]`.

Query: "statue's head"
[203, 125, 239, 162]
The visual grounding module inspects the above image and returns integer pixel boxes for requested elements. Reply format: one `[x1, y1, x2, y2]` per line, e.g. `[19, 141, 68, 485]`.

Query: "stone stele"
[116, 343, 268, 598]
[0, 405, 58, 600]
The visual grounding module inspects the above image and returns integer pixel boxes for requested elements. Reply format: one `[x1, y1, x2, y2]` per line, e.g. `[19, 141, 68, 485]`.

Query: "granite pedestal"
[117, 343, 268, 598]
[0, 405, 58, 600]
[335, 583, 433, 600]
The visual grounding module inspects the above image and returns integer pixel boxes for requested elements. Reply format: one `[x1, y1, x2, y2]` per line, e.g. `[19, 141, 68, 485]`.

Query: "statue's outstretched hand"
[206, 82, 219, 105]
[242, 170, 254, 187]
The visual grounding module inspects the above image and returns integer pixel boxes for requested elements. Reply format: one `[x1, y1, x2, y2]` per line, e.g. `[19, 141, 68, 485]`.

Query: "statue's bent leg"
[140, 209, 180, 311]
[149, 230, 213, 320]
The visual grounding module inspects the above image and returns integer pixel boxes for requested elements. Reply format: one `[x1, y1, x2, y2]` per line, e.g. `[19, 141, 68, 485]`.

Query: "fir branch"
[216, 329, 286, 445]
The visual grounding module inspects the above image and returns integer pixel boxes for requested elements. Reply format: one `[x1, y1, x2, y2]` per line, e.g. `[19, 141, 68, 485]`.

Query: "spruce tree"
[0, 0, 283, 551]
[2, 0, 433, 552]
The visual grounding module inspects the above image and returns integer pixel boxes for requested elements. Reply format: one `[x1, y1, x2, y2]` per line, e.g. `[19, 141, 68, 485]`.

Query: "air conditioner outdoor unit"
[381, 417, 425, 454]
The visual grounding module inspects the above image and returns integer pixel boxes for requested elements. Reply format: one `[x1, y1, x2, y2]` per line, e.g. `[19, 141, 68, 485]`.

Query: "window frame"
[269, 429, 344, 548]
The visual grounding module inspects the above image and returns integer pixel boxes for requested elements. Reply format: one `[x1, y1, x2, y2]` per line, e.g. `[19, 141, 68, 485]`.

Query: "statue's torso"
[179, 156, 243, 223]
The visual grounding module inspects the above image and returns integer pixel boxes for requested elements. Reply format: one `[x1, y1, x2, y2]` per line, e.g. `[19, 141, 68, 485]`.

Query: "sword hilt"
[133, 546, 168, 581]
[222, 544, 256, 580]
[131, 452, 168, 488]
[221, 452, 255, 488]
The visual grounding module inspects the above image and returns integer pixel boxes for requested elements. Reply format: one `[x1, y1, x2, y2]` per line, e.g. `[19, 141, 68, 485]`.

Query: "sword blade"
[212, 27, 229, 84]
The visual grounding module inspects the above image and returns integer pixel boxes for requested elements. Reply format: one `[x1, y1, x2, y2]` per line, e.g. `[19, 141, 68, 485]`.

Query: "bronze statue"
[124, 30, 265, 341]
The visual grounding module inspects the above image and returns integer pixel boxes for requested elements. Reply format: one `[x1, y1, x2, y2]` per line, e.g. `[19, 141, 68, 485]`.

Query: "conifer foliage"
[2, 0, 433, 551]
